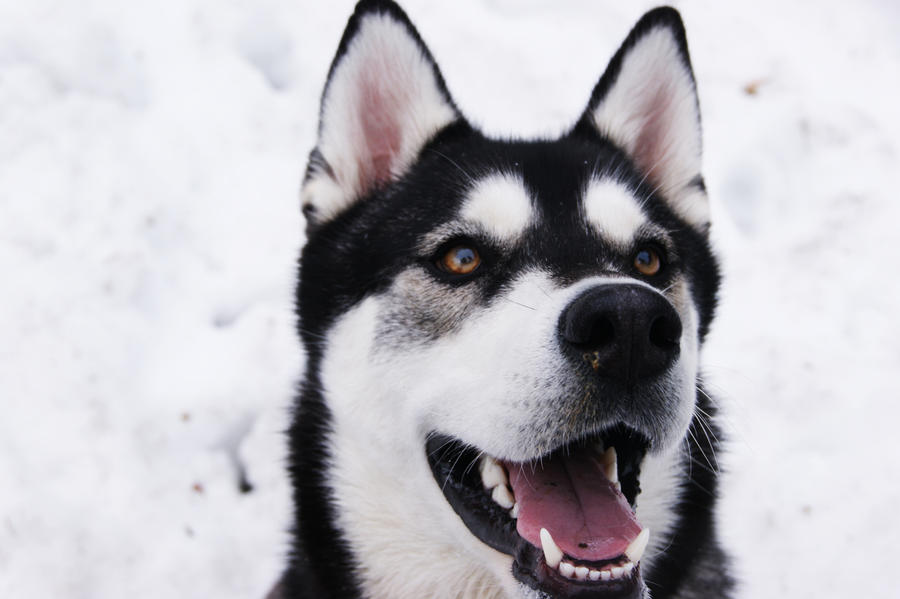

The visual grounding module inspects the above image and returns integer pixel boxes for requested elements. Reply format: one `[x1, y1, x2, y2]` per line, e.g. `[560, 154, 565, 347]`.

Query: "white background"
[1, 1, 898, 597]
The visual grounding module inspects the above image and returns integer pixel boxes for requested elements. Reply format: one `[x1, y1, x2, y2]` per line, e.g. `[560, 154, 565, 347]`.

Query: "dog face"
[294, 2, 720, 598]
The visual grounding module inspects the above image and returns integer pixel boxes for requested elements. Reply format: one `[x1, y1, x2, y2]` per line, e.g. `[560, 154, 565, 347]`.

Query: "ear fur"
[302, 0, 460, 230]
[580, 7, 708, 229]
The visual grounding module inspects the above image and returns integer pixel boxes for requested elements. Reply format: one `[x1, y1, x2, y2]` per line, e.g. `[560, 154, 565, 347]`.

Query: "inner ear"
[578, 8, 708, 230]
[302, 0, 461, 229]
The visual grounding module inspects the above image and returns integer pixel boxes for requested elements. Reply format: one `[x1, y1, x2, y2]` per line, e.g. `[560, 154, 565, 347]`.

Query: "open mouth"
[426, 426, 651, 598]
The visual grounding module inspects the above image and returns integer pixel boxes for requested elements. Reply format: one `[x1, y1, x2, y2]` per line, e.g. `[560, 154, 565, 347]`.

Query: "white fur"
[590, 27, 708, 228]
[304, 12, 457, 223]
[320, 269, 700, 598]
[583, 178, 647, 247]
[322, 298, 512, 599]
[671, 186, 710, 232]
[635, 445, 686, 574]
[461, 174, 534, 242]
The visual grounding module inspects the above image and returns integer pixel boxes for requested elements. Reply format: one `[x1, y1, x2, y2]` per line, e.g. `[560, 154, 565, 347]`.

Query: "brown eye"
[634, 247, 662, 276]
[439, 245, 481, 275]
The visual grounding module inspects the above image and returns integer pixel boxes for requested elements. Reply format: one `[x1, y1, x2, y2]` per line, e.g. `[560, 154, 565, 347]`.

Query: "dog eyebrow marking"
[460, 173, 533, 242]
[583, 178, 647, 247]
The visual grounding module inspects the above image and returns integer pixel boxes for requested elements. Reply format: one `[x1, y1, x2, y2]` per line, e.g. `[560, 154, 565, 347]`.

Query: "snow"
[1, 1, 898, 597]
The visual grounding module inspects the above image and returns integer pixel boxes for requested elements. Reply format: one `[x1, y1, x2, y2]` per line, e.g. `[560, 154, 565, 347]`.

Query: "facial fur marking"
[460, 173, 534, 242]
[583, 179, 647, 247]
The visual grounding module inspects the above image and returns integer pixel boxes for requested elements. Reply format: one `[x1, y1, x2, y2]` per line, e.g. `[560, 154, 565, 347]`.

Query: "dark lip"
[425, 425, 650, 598]
[426, 435, 519, 555]
[514, 542, 645, 599]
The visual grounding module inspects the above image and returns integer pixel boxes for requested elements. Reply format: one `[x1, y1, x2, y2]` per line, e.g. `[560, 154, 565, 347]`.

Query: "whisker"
[532, 281, 553, 299]
[684, 476, 716, 497]
[463, 449, 486, 478]
[426, 437, 458, 460]
[504, 297, 536, 311]
[685, 424, 717, 475]
[296, 326, 330, 343]
[643, 529, 678, 561]
[693, 403, 722, 447]
[695, 418, 721, 471]
[686, 455, 719, 477]
[443, 445, 470, 491]
[427, 149, 477, 186]
[682, 437, 693, 481]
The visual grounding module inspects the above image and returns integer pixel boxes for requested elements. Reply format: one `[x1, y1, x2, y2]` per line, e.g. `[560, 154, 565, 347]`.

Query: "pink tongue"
[505, 451, 641, 562]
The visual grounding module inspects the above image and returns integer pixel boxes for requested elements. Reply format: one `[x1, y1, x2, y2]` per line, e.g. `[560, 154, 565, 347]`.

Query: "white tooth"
[509, 502, 519, 519]
[575, 566, 589, 580]
[480, 457, 507, 489]
[559, 562, 575, 578]
[588, 569, 601, 581]
[625, 528, 650, 563]
[600, 570, 611, 581]
[491, 485, 515, 509]
[623, 562, 634, 575]
[602, 447, 618, 485]
[611, 566, 624, 579]
[540, 528, 563, 569]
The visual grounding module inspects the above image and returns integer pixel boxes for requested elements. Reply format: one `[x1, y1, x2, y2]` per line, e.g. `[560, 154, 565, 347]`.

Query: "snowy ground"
[1, 1, 898, 597]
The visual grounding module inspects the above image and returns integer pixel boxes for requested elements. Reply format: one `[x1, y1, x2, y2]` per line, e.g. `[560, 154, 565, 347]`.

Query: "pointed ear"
[581, 8, 708, 230]
[301, 0, 460, 229]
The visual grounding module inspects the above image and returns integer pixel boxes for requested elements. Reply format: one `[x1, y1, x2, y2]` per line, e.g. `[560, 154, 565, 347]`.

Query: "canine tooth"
[589, 569, 601, 581]
[509, 502, 519, 519]
[539, 528, 563, 569]
[611, 566, 624, 579]
[623, 562, 634, 575]
[624, 528, 650, 563]
[559, 562, 576, 578]
[480, 456, 507, 489]
[575, 566, 589, 580]
[602, 447, 618, 485]
[600, 570, 611, 581]
[491, 485, 515, 509]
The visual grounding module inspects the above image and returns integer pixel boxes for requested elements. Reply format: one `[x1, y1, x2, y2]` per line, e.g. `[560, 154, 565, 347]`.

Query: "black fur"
[281, 2, 731, 598]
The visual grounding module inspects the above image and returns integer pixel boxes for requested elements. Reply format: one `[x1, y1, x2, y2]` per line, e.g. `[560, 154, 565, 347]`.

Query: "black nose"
[559, 284, 682, 383]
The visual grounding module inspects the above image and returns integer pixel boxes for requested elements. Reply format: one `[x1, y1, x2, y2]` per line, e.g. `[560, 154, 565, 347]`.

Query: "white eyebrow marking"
[583, 178, 647, 246]
[460, 173, 533, 241]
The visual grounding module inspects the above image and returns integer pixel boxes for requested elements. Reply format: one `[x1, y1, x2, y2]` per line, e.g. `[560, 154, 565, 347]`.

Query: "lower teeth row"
[558, 559, 634, 582]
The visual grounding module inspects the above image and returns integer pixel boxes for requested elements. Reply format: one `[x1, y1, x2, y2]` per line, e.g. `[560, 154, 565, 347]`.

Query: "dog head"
[294, 2, 720, 598]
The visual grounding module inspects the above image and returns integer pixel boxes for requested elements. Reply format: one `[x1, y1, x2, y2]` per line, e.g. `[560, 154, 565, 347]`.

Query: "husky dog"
[279, 1, 732, 598]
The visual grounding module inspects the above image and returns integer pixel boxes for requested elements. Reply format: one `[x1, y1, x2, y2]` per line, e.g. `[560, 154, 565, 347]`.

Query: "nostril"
[584, 316, 615, 349]
[649, 315, 680, 350]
